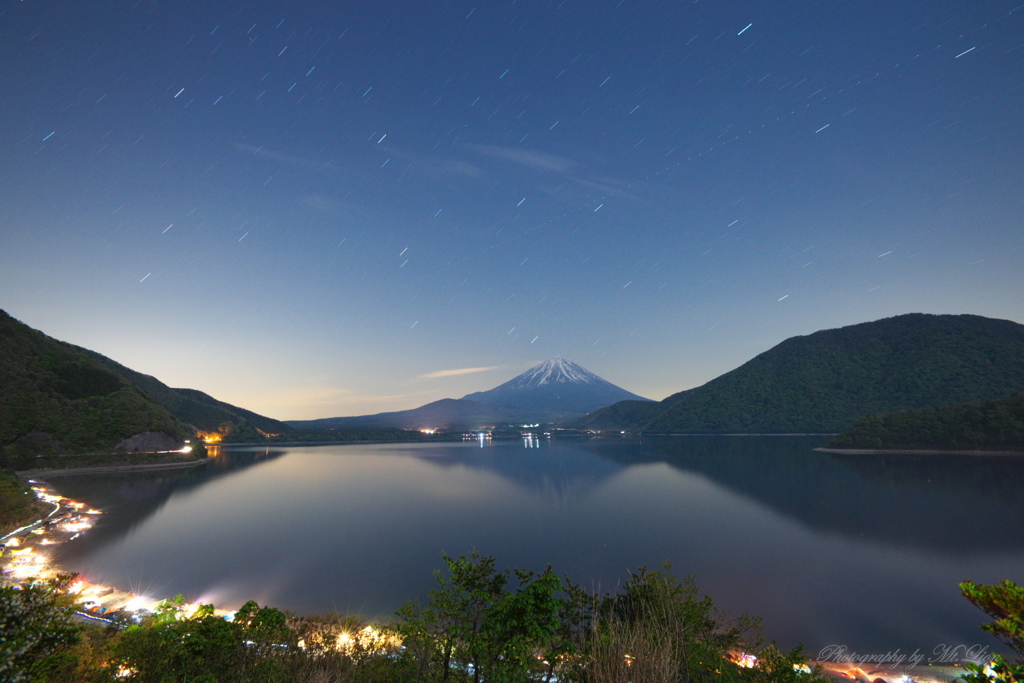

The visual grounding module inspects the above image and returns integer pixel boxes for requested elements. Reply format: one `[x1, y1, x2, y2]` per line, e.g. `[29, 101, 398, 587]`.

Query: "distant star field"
[2, 0, 1022, 419]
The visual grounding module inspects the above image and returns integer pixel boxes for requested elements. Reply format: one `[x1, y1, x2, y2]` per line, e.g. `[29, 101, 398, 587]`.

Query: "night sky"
[2, 1, 1022, 420]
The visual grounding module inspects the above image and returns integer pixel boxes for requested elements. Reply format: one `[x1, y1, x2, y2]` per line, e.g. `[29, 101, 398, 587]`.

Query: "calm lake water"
[50, 437, 1024, 656]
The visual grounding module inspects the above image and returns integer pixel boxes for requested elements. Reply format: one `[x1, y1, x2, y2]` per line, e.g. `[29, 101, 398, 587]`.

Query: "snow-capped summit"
[506, 358, 601, 388]
[461, 359, 651, 421]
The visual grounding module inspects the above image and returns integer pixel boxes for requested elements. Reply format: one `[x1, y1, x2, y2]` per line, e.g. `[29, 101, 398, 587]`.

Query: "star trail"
[1, 0, 1022, 419]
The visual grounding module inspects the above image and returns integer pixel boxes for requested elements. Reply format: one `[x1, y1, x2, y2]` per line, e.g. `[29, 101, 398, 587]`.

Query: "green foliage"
[107, 596, 294, 682]
[393, 554, 824, 683]
[0, 309, 293, 462]
[641, 313, 1024, 434]
[576, 400, 662, 432]
[583, 564, 780, 683]
[829, 394, 1024, 450]
[959, 580, 1024, 683]
[0, 555, 827, 683]
[962, 655, 1024, 683]
[0, 310, 189, 461]
[396, 550, 564, 683]
[189, 438, 208, 458]
[0, 575, 82, 682]
[78, 352, 293, 440]
[0, 470, 43, 533]
[960, 580, 1024, 659]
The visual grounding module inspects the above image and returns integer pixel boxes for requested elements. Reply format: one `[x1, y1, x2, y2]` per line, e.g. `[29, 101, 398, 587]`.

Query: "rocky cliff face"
[115, 432, 183, 453]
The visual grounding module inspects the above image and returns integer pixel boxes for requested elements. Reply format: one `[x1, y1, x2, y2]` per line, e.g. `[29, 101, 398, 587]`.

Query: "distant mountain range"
[0, 310, 290, 459]
[583, 313, 1024, 434]
[288, 398, 497, 431]
[6, 309, 1024, 456]
[462, 358, 650, 420]
[289, 359, 651, 430]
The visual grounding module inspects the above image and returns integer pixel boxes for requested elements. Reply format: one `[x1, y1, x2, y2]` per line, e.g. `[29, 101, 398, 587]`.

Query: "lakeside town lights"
[2, 482, 223, 623]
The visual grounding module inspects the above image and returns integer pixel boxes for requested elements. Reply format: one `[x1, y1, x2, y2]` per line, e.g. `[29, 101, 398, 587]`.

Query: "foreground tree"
[580, 564, 815, 683]
[107, 596, 293, 682]
[395, 555, 820, 683]
[0, 575, 82, 682]
[0, 554, 828, 682]
[959, 580, 1024, 683]
[396, 550, 564, 683]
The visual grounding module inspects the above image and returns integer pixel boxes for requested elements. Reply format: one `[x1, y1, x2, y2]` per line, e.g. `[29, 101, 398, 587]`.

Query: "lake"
[49, 436, 1024, 657]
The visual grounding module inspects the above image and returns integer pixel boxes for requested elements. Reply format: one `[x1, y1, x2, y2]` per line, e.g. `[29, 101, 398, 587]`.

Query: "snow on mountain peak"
[458, 357, 652, 417]
[514, 358, 597, 387]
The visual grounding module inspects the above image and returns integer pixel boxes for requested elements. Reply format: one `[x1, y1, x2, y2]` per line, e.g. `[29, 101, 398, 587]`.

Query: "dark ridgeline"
[0, 310, 187, 457]
[0, 310, 289, 461]
[586, 313, 1024, 435]
[7, 310, 1024, 454]
[80, 350, 292, 441]
[286, 397, 500, 431]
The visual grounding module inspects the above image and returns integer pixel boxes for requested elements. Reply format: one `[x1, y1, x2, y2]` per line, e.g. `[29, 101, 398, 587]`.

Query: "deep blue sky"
[2, 0, 1022, 419]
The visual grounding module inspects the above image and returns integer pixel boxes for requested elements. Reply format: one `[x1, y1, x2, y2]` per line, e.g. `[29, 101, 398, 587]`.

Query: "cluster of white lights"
[2, 482, 220, 623]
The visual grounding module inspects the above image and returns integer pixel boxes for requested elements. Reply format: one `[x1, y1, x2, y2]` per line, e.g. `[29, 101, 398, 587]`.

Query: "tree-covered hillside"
[828, 393, 1024, 451]
[642, 314, 1024, 433]
[0, 310, 188, 458]
[81, 351, 292, 442]
[575, 400, 662, 432]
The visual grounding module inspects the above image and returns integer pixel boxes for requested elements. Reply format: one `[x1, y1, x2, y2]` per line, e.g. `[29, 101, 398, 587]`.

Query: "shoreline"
[2, 476, 232, 622]
[1, 473, 979, 682]
[16, 457, 210, 479]
[224, 438, 450, 447]
[642, 432, 839, 437]
[809, 660, 967, 683]
[816, 447, 1024, 456]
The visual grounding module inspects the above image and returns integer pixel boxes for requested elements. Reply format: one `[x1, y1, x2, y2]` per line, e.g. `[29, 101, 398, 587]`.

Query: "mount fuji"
[288, 359, 651, 430]
[460, 358, 651, 422]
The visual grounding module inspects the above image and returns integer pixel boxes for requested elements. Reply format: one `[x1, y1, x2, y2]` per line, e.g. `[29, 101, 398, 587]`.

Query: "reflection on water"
[45, 448, 286, 554]
[594, 437, 1024, 555]
[49, 438, 1024, 654]
[408, 440, 623, 503]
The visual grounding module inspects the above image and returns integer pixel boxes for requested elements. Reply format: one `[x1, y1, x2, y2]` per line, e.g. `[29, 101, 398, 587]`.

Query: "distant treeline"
[828, 393, 1024, 451]
[265, 428, 449, 443]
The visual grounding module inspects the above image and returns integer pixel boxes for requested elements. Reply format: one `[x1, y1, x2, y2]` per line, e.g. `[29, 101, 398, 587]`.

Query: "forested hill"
[637, 313, 1024, 434]
[0, 310, 188, 458]
[0, 311, 290, 461]
[575, 400, 662, 432]
[81, 351, 292, 441]
[827, 393, 1024, 451]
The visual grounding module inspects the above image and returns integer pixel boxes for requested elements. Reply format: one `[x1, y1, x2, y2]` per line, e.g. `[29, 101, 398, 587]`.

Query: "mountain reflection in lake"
[50, 438, 1024, 654]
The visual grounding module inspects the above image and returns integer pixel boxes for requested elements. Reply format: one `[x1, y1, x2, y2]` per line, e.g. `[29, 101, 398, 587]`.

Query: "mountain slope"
[461, 358, 651, 421]
[643, 313, 1024, 434]
[81, 350, 292, 441]
[288, 398, 496, 431]
[575, 400, 662, 432]
[292, 359, 651, 429]
[0, 310, 188, 457]
[827, 393, 1024, 451]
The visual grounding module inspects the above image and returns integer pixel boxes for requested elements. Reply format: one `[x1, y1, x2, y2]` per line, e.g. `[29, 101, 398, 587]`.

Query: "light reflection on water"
[50, 436, 1024, 653]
